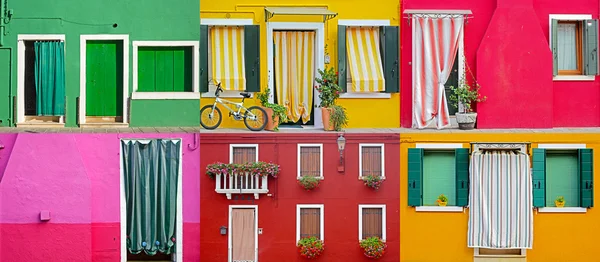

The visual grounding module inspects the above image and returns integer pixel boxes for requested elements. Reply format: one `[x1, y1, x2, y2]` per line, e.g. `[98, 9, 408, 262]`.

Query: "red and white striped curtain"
[412, 17, 464, 129]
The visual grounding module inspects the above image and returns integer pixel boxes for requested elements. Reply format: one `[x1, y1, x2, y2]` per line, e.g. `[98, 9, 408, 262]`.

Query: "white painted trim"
[538, 207, 587, 213]
[415, 206, 464, 212]
[119, 142, 126, 262]
[296, 204, 325, 243]
[549, 14, 594, 81]
[131, 92, 201, 100]
[229, 144, 260, 163]
[339, 93, 391, 99]
[359, 144, 386, 179]
[297, 144, 324, 179]
[537, 143, 586, 149]
[553, 75, 595, 81]
[79, 35, 130, 125]
[338, 19, 391, 26]
[228, 205, 259, 262]
[17, 34, 66, 124]
[358, 205, 387, 241]
[474, 248, 527, 257]
[415, 143, 464, 149]
[201, 18, 254, 26]
[267, 22, 325, 128]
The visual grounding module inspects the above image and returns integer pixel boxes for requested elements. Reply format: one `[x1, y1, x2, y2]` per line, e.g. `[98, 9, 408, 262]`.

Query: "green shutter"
[200, 25, 209, 93]
[407, 148, 423, 206]
[551, 19, 559, 76]
[579, 149, 594, 208]
[583, 19, 599, 76]
[455, 148, 469, 207]
[244, 25, 261, 92]
[532, 148, 546, 208]
[338, 25, 347, 93]
[380, 26, 400, 93]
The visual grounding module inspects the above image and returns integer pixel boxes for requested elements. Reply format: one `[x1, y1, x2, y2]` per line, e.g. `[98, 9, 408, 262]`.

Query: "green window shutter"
[200, 25, 209, 93]
[532, 148, 546, 207]
[551, 19, 559, 76]
[244, 25, 261, 92]
[138, 47, 157, 92]
[583, 19, 599, 76]
[455, 148, 470, 207]
[407, 148, 423, 206]
[579, 149, 594, 208]
[338, 25, 347, 93]
[380, 26, 400, 93]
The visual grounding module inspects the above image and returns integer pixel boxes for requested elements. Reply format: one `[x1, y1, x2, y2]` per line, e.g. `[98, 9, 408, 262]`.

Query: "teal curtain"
[122, 139, 181, 256]
[34, 41, 66, 116]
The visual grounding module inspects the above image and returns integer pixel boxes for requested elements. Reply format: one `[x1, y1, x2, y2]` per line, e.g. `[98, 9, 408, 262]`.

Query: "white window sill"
[340, 92, 391, 99]
[415, 206, 463, 212]
[131, 92, 200, 100]
[359, 176, 386, 180]
[553, 75, 595, 81]
[297, 176, 324, 180]
[537, 207, 587, 213]
[202, 91, 252, 98]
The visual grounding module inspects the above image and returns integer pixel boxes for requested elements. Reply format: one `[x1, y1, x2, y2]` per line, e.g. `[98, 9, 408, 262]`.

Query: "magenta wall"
[400, 0, 600, 128]
[0, 133, 200, 262]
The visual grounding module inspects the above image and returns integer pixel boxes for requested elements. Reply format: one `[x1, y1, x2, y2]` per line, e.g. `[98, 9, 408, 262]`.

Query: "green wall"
[0, 0, 200, 127]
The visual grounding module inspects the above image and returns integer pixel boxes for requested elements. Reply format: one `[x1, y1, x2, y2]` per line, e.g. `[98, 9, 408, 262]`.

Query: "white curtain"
[467, 151, 533, 249]
[412, 17, 464, 129]
[557, 23, 578, 70]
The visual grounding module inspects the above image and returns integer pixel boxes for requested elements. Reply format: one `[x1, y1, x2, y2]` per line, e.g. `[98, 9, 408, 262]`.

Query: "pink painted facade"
[400, 0, 600, 128]
[0, 134, 201, 262]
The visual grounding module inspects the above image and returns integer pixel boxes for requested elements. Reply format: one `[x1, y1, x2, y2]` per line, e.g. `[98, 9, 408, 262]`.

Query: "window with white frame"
[296, 204, 324, 242]
[359, 144, 385, 179]
[550, 15, 599, 79]
[230, 144, 259, 164]
[358, 205, 386, 241]
[297, 144, 323, 179]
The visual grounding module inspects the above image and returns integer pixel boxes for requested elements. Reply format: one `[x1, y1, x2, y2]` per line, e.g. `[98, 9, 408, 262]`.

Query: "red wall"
[199, 133, 400, 262]
[400, 0, 600, 128]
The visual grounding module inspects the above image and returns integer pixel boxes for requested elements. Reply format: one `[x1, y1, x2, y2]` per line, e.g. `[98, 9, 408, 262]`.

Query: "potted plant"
[359, 237, 387, 260]
[330, 104, 348, 131]
[555, 196, 566, 207]
[297, 236, 325, 259]
[315, 67, 342, 131]
[256, 88, 288, 131]
[298, 176, 321, 191]
[449, 67, 487, 130]
[363, 175, 384, 190]
[206, 161, 281, 179]
[436, 194, 448, 206]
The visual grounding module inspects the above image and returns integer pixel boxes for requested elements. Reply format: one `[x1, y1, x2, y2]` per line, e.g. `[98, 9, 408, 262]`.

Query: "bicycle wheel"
[244, 106, 267, 131]
[200, 105, 222, 130]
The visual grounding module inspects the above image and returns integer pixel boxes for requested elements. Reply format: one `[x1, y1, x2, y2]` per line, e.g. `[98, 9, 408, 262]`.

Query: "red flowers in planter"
[359, 237, 387, 259]
[297, 236, 325, 259]
[298, 176, 321, 191]
[363, 175, 384, 190]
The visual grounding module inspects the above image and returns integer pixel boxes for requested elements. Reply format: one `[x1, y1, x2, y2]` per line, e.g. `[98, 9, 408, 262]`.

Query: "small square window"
[359, 205, 386, 241]
[297, 205, 324, 242]
[230, 144, 258, 164]
[297, 144, 323, 179]
[556, 21, 583, 75]
[423, 150, 456, 206]
[359, 144, 385, 179]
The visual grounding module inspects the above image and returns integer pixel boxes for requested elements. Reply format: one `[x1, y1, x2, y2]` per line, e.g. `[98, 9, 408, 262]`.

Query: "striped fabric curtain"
[468, 151, 533, 249]
[412, 17, 463, 129]
[346, 27, 385, 92]
[274, 31, 315, 124]
[210, 26, 246, 91]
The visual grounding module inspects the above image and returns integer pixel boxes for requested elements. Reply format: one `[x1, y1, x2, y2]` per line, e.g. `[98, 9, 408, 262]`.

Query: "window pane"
[362, 146, 383, 177]
[557, 23, 578, 71]
[300, 147, 321, 177]
[300, 208, 321, 239]
[233, 147, 256, 164]
[546, 152, 579, 207]
[362, 208, 383, 239]
[423, 151, 456, 206]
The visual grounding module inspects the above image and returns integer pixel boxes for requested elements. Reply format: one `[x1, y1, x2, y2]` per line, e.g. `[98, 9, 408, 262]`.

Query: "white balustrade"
[215, 172, 269, 199]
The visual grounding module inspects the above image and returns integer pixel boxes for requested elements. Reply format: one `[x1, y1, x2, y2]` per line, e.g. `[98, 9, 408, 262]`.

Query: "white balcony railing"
[215, 172, 269, 199]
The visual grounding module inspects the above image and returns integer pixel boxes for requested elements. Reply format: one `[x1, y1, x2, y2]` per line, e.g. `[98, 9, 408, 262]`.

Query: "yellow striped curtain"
[346, 27, 386, 92]
[210, 26, 246, 91]
[274, 31, 315, 124]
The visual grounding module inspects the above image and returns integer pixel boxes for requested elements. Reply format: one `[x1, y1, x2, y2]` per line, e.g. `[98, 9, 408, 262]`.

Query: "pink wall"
[400, 0, 600, 128]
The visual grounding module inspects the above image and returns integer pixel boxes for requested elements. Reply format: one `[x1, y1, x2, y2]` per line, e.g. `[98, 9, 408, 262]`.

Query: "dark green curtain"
[122, 139, 181, 256]
[34, 41, 66, 116]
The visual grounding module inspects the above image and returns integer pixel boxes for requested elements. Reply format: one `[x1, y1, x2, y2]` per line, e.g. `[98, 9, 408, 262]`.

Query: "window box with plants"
[436, 194, 448, 206]
[298, 236, 325, 259]
[449, 64, 487, 130]
[359, 237, 387, 260]
[206, 161, 280, 199]
[315, 67, 348, 131]
[363, 175, 384, 190]
[298, 176, 322, 191]
[256, 88, 288, 131]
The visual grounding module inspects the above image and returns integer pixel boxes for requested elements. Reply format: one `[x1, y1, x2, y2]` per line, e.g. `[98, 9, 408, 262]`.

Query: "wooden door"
[231, 208, 256, 262]
[86, 40, 123, 117]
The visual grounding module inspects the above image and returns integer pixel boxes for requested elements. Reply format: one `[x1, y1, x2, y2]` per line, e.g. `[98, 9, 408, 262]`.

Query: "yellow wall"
[400, 132, 600, 262]
[200, 1, 400, 129]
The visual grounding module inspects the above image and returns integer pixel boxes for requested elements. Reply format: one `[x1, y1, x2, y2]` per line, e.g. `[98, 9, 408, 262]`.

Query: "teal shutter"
[532, 148, 546, 207]
[200, 25, 209, 93]
[579, 149, 594, 208]
[338, 25, 347, 92]
[34, 41, 66, 116]
[455, 148, 469, 207]
[244, 25, 261, 92]
[551, 19, 559, 76]
[380, 26, 400, 93]
[583, 20, 599, 76]
[408, 148, 423, 206]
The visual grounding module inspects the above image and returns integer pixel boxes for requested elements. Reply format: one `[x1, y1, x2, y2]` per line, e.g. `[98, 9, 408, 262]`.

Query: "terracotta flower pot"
[555, 201, 565, 207]
[321, 107, 334, 131]
[262, 107, 280, 131]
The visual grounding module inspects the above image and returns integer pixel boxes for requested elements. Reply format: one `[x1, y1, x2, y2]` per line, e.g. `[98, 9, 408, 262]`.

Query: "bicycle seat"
[240, 92, 251, 98]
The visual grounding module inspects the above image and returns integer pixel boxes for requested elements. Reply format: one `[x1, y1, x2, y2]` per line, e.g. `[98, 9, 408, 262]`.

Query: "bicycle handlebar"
[215, 83, 223, 97]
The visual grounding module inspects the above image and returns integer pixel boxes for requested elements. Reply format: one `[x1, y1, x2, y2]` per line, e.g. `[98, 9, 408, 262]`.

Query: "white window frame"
[358, 204, 387, 241]
[549, 14, 594, 81]
[79, 34, 130, 125]
[414, 143, 464, 212]
[338, 19, 392, 99]
[201, 18, 254, 98]
[229, 144, 259, 163]
[228, 205, 259, 262]
[296, 204, 325, 243]
[17, 34, 67, 125]
[359, 143, 386, 179]
[132, 40, 200, 100]
[536, 143, 588, 213]
[297, 143, 324, 180]
[474, 248, 526, 258]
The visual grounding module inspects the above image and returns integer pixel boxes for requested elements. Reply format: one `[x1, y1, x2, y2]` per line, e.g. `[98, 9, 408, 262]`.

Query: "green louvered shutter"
[200, 25, 209, 93]
[338, 25, 347, 92]
[408, 148, 423, 206]
[380, 26, 400, 93]
[532, 148, 546, 208]
[551, 19, 559, 76]
[455, 148, 469, 207]
[583, 20, 599, 76]
[244, 25, 261, 92]
[579, 149, 594, 208]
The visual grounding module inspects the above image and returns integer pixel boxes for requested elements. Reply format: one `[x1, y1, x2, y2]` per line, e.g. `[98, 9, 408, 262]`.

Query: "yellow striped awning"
[346, 27, 385, 92]
[210, 26, 246, 91]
